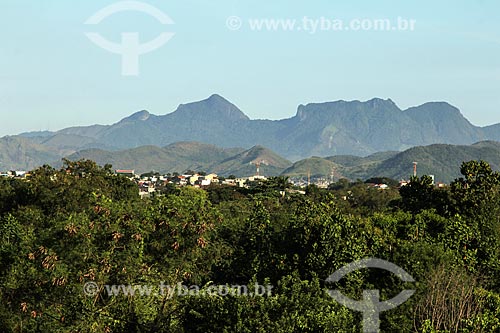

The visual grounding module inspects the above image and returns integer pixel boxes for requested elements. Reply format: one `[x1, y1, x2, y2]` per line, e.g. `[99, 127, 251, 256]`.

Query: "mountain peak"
[207, 93, 227, 102]
[404, 102, 465, 119]
[173, 95, 250, 121]
[295, 97, 400, 121]
[412, 101, 459, 112]
[366, 97, 398, 109]
[218, 145, 292, 169]
[122, 110, 151, 122]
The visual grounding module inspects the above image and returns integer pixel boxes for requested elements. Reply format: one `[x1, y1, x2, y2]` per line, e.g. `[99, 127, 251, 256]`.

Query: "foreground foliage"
[0, 160, 499, 332]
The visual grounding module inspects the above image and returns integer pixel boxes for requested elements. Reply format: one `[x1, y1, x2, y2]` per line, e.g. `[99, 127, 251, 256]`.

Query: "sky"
[1, 0, 500, 136]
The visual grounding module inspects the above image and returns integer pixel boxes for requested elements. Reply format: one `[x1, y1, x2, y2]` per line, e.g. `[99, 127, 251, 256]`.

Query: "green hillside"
[68, 142, 244, 174]
[281, 141, 500, 183]
[281, 157, 342, 178]
[325, 151, 399, 180]
[66, 142, 289, 176]
[0, 136, 61, 171]
[8, 138, 500, 182]
[369, 141, 500, 183]
[211, 145, 292, 177]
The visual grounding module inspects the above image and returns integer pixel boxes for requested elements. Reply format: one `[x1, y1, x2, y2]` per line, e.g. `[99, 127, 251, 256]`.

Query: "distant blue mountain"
[3, 94, 500, 170]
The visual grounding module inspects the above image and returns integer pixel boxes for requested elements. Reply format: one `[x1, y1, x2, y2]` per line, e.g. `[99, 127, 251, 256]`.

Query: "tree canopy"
[1, 159, 499, 332]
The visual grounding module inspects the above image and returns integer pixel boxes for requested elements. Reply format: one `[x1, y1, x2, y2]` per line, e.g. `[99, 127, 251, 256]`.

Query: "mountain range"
[59, 140, 500, 184]
[1, 94, 499, 182]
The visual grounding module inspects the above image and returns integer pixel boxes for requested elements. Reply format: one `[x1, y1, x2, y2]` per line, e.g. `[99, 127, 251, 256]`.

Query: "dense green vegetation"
[1, 159, 500, 332]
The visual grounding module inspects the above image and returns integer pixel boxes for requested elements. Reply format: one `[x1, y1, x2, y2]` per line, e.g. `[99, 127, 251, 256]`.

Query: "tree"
[365, 177, 399, 187]
[2, 158, 500, 332]
[399, 175, 450, 215]
[450, 161, 500, 285]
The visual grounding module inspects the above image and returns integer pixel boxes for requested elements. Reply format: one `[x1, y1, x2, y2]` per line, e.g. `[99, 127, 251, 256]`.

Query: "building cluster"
[1, 165, 448, 198]
[288, 176, 331, 188]
[115, 170, 269, 198]
[0, 170, 28, 178]
[398, 175, 446, 188]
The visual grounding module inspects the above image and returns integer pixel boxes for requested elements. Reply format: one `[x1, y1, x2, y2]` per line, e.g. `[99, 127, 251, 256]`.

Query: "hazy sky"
[1, 0, 500, 136]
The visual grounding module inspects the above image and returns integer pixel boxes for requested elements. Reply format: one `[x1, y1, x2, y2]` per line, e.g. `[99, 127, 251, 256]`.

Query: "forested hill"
[54, 140, 500, 183]
[283, 141, 500, 183]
